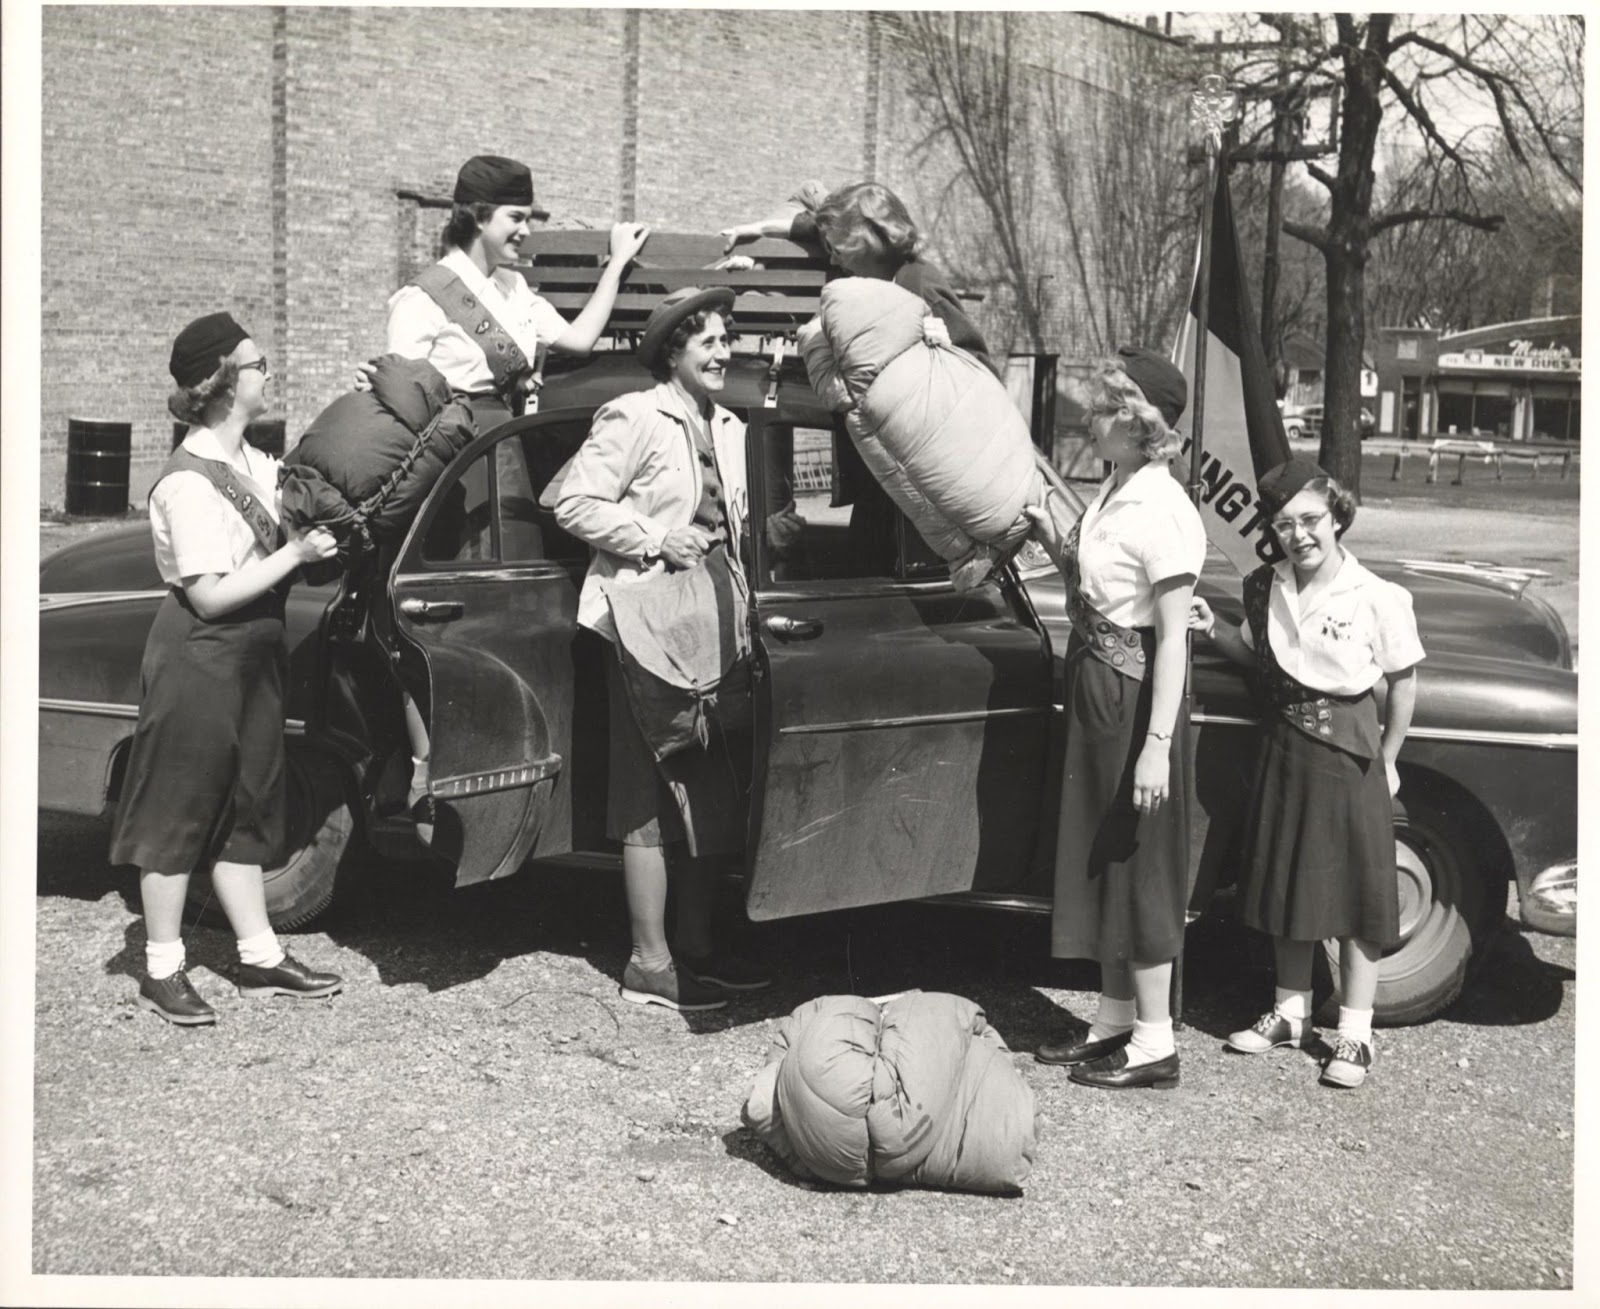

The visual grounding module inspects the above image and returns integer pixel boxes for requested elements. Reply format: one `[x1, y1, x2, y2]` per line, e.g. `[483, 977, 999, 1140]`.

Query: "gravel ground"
[31, 810, 1576, 1291]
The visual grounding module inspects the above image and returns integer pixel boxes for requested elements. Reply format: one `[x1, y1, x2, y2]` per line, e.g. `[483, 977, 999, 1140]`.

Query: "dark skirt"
[1051, 639, 1194, 964]
[466, 393, 514, 433]
[1236, 717, 1400, 946]
[109, 587, 288, 873]
[604, 648, 746, 858]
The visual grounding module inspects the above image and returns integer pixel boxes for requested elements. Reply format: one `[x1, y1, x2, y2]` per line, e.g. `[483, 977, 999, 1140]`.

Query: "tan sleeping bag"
[798, 277, 1043, 585]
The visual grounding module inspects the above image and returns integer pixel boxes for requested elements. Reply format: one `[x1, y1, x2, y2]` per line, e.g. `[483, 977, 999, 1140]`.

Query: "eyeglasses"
[1269, 508, 1331, 538]
[237, 357, 269, 376]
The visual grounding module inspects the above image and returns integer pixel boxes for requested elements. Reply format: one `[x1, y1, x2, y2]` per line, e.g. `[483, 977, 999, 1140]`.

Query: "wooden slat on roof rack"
[517, 231, 827, 337]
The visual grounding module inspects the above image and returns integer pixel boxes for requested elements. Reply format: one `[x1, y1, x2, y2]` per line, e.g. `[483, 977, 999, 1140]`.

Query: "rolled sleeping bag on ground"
[741, 990, 1037, 1194]
[278, 354, 477, 554]
[797, 277, 1044, 580]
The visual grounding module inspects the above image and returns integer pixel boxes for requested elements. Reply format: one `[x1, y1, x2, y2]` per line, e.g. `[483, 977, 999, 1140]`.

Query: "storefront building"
[1373, 316, 1581, 443]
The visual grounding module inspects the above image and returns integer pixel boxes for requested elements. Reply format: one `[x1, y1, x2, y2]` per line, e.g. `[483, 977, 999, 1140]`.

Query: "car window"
[421, 419, 592, 566]
[756, 421, 904, 585]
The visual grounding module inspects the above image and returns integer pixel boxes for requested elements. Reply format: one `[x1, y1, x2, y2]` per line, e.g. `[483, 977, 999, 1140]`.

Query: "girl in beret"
[109, 314, 343, 1025]
[555, 287, 768, 1011]
[1025, 349, 1206, 1091]
[375, 154, 649, 834]
[1191, 457, 1425, 1088]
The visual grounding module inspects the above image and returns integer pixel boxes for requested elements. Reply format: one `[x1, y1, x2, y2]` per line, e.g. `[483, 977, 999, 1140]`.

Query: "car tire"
[1285, 422, 1303, 441]
[187, 741, 360, 933]
[1315, 795, 1499, 1026]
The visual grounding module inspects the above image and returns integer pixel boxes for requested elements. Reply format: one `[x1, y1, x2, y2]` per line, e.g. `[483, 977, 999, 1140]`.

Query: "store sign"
[1437, 349, 1580, 375]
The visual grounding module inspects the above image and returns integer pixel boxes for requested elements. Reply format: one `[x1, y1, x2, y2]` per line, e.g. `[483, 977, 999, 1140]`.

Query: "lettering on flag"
[1172, 171, 1292, 575]
[1174, 315, 1283, 574]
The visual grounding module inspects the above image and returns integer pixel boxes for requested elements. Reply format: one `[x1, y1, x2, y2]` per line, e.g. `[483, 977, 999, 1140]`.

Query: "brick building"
[39, 8, 1190, 505]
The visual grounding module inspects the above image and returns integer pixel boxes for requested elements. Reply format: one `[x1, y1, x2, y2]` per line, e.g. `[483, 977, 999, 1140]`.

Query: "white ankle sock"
[236, 929, 285, 969]
[1088, 994, 1137, 1041]
[145, 937, 185, 981]
[1338, 1006, 1374, 1046]
[1274, 987, 1311, 1024]
[1124, 1018, 1175, 1066]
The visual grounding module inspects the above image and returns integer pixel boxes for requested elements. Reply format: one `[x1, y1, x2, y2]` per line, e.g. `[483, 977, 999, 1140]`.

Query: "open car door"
[741, 409, 1056, 920]
[389, 411, 591, 886]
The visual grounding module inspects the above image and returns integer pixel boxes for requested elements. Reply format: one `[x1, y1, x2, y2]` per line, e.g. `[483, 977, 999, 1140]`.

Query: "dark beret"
[453, 155, 545, 215]
[1116, 345, 1188, 428]
[169, 312, 250, 388]
[1257, 455, 1333, 515]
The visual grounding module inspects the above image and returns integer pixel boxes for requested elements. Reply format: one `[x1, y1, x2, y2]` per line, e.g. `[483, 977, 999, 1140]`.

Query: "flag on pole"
[1172, 172, 1293, 574]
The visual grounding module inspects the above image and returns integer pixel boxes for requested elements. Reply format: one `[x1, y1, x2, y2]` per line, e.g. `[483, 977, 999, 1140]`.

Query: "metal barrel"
[65, 418, 132, 516]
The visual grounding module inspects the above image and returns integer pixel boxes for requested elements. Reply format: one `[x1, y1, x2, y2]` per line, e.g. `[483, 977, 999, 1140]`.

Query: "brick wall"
[39, 7, 1185, 507]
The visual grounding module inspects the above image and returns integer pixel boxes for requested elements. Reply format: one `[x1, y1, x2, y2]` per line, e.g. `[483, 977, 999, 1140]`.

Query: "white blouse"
[1075, 460, 1207, 627]
[385, 247, 570, 395]
[150, 429, 281, 585]
[1243, 550, 1427, 695]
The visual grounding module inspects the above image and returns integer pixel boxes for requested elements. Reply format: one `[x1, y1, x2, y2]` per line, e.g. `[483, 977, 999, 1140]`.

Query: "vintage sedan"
[39, 245, 1576, 1026]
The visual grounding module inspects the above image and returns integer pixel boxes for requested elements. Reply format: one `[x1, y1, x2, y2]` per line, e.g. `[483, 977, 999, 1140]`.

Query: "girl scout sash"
[157, 446, 285, 556]
[410, 264, 531, 401]
[1243, 565, 1381, 759]
[1059, 517, 1155, 682]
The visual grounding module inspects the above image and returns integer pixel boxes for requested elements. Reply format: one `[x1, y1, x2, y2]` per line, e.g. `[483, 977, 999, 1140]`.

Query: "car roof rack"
[513, 231, 826, 342]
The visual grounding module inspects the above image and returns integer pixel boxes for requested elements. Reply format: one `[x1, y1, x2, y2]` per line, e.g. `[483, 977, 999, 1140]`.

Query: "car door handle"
[764, 614, 822, 640]
[399, 599, 465, 622]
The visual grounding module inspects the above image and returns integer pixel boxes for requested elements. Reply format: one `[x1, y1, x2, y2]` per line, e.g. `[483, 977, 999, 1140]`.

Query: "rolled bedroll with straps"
[797, 276, 1044, 585]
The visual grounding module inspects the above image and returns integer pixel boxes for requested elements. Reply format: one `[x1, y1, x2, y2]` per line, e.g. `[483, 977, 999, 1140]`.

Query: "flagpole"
[1187, 74, 1241, 508]
[1173, 75, 1238, 1034]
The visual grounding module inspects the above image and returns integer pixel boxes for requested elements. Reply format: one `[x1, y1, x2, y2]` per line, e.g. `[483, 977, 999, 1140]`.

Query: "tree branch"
[1371, 207, 1506, 235]
[1283, 220, 1332, 252]
[1379, 66, 1467, 168]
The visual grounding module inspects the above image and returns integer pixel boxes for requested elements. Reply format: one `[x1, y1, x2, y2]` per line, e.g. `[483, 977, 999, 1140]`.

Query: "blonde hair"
[813, 182, 922, 269]
[1076, 360, 1183, 463]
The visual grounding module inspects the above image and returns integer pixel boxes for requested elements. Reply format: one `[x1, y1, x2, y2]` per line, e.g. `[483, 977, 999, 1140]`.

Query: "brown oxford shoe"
[1035, 1028, 1131, 1066]
[1068, 1046, 1180, 1091]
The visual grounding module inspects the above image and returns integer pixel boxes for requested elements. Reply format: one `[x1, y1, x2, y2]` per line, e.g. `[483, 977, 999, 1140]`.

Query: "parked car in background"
[1281, 402, 1322, 441]
[38, 235, 1578, 1026]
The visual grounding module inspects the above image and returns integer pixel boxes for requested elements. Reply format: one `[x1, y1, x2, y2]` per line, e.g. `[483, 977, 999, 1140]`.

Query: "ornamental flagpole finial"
[1190, 74, 1240, 154]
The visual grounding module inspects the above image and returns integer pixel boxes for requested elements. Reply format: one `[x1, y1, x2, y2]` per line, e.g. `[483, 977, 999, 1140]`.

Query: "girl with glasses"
[1190, 456, 1425, 1088]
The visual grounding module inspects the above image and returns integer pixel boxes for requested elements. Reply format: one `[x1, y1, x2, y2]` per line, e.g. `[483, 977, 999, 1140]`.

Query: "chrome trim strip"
[399, 566, 571, 586]
[777, 705, 1051, 736]
[1406, 725, 1578, 749]
[1189, 709, 1576, 750]
[39, 697, 307, 735]
[432, 755, 562, 798]
[756, 580, 958, 604]
[40, 590, 169, 611]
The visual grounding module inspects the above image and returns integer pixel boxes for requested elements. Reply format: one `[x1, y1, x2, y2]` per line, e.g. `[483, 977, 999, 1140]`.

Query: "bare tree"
[898, 12, 1046, 350]
[1212, 13, 1581, 493]
[1042, 75, 1196, 356]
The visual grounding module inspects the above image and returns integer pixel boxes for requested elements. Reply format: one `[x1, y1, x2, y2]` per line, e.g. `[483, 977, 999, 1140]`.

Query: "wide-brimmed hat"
[637, 287, 736, 371]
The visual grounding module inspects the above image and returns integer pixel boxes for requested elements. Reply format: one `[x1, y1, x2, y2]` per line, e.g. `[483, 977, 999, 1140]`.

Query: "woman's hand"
[290, 527, 339, 564]
[712, 254, 757, 272]
[719, 222, 766, 255]
[922, 315, 952, 349]
[1385, 757, 1401, 798]
[1132, 739, 1172, 814]
[1189, 597, 1216, 638]
[658, 524, 715, 571]
[607, 222, 650, 266]
[353, 359, 377, 392]
[1023, 491, 1070, 561]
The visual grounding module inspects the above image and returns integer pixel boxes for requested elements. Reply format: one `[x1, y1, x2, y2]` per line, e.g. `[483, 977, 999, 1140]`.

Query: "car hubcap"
[1392, 838, 1433, 944]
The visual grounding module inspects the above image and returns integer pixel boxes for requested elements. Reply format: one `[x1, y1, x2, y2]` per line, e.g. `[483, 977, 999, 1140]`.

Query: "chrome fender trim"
[39, 697, 306, 735]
